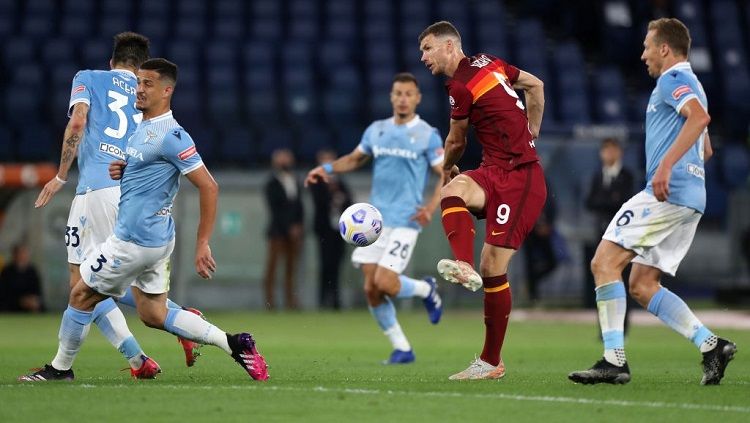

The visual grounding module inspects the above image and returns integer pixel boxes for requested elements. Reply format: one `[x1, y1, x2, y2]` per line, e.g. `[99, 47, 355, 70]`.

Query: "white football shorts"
[79, 234, 175, 298]
[66, 186, 120, 264]
[603, 190, 702, 276]
[351, 226, 419, 274]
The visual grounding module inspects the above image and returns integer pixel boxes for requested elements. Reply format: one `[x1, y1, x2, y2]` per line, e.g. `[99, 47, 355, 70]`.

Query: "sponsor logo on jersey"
[126, 146, 144, 161]
[178, 145, 197, 161]
[99, 142, 126, 159]
[155, 204, 173, 216]
[71, 84, 86, 95]
[372, 145, 418, 160]
[686, 163, 705, 179]
[671, 85, 693, 100]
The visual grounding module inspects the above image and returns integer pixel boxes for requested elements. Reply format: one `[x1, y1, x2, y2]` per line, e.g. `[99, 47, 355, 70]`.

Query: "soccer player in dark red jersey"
[419, 21, 547, 380]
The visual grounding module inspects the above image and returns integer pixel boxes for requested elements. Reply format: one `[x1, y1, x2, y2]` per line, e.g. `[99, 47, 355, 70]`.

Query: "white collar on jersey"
[661, 61, 692, 75]
[144, 110, 173, 123]
[112, 68, 137, 78]
[390, 114, 421, 128]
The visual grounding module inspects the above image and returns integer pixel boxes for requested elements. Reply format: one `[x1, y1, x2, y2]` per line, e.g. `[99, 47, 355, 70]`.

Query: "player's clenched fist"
[109, 160, 127, 180]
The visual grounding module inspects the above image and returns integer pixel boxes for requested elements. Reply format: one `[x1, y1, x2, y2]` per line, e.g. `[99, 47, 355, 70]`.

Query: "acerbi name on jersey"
[372, 145, 418, 160]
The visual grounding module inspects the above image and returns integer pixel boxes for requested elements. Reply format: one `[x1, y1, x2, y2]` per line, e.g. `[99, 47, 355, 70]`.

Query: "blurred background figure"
[523, 183, 558, 306]
[0, 243, 43, 313]
[309, 149, 353, 310]
[583, 138, 635, 328]
[263, 149, 305, 310]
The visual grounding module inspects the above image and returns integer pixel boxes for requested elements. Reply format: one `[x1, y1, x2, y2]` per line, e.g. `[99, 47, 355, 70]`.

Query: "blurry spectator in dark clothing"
[0, 243, 44, 313]
[584, 138, 634, 329]
[309, 149, 353, 310]
[524, 182, 558, 304]
[263, 149, 305, 310]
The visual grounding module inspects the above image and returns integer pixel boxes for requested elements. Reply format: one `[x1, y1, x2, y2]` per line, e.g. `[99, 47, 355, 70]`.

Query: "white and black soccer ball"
[338, 202, 383, 247]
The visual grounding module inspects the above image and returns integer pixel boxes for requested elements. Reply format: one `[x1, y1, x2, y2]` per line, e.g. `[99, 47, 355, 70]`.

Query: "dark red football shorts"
[463, 161, 547, 249]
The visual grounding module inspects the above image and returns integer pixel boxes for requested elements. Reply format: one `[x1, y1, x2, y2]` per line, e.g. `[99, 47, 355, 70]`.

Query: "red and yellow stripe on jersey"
[464, 60, 508, 104]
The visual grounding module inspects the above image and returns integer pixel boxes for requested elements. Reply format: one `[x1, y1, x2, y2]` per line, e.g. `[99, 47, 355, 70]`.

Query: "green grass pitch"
[0, 310, 747, 423]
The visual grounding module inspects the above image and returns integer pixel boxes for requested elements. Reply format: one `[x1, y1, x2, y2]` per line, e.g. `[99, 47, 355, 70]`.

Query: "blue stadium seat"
[553, 41, 584, 70]
[166, 41, 201, 68]
[80, 39, 110, 70]
[208, 88, 241, 124]
[557, 71, 591, 125]
[594, 67, 627, 124]
[215, 0, 244, 17]
[326, 0, 356, 20]
[281, 41, 313, 67]
[364, 0, 392, 20]
[364, 17, 393, 42]
[60, 15, 93, 40]
[319, 40, 352, 71]
[137, 17, 169, 42]
[283, 66, 316, 123]
[41, 39, 76, 65]
[329, 66, 360, 90]
[174, 15, 207, 41]
[365, 43, 396, 69]
[98, 16, 130, 38]
[11, 64, 43, 86]
[214, 16, 244, 40]
[251, 19, 283, 41]
[720, 144, 750, 189]
[218, 125, 255, 166]
[475, 20, 509, 59]
[289, 0, 318, 18]
[205, 41, 238, 65]
[207, 67, 239, 89]
[294, 124, 334, 163]
[186, 124, 217, 165]
[251, 0, 281, 19]
[0, 14, 14, 39]
[176, 0, 206, 17]
[101, 0, 130, 16]
[703, 158, 727, 221]
[474, 1, 506, 23]
[335, 124, 365, 154]
[139, 0, 170, 17]
[172, 90, 203, 126]
[326, 20, 356, 41]
[242, 43, 275, 68]
[245, 88, 281, 127]
[17, 125, 53, 162]
[51, 62, 79, 90]
[437, 0, 470, 29]
[322, 88, 361, 124]
[63, 0, 95, 16]
[0, 126, 12, 161]
[258, 126, 294, 159]
[21, 14, 53, 39]
[26, 0, 55, 14]
[289, 18, 318, 41]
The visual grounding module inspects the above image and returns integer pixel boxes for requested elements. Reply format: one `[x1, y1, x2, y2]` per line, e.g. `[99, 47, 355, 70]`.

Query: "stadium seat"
[322, 88, 362, 125]
[205, 41, 238, 66]
[215, 0, 244, 17]
[174, 15, 207, 41]
[20, 14, 53, 40]
[207, 67, 239, 90]
[251, 19, 283, 41]
[98, 16, 131, 38]
[11, 64, 43, 86]
[0, 126, 13, 161]
[187, 124, 217, 165]
[17, 124, 53, 162]
[242, 43, 275, 68]
[289, 18, 318, 41]
[364, 17, 393, 42]
[719, 144, 750, 189]
[330, 66, 361, 90]
[213, 15, 244, 40]
[166, 41, 201, 69]
[258, 126, 294, 159]
[25, 0, 55, 14]
[101, 0, 130, 17]
[139, 0, 170, 17]
[80, 39, 110, 70]
[218, 125, 255, 166]
[0, 14, 13, 39]
[319, 40, 353, 71]
[208, 88, 241, 125]
[364, 0, 392, 20]
[475, 20, 509, 60]
[41, 39, 76, 65]
[326, 0, 356, 20]
[245, 88, 281, 128]
[594, 67, 627, 124]
[335, 124, 365, 154]
[60, 15, 93, 40]
[176, 0, 206, 17]
[326, 20, 356, 41]
[283, 66, 317, 124]
[294, 124, 334, 163]
[137, 17, 169, 42]
[703, 158, 728, 221]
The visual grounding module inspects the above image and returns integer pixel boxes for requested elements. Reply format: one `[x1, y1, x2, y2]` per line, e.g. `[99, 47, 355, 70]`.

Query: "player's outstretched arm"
[34, 103, 89, 208]
[652, 99, 711, 201]
[185, 165, 219, 279]
[513, 70, 545, 139]
[304, 148, 371, 186]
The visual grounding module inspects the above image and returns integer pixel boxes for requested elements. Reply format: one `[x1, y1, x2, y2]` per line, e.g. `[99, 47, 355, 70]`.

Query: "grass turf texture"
[0, 311, 747, 423]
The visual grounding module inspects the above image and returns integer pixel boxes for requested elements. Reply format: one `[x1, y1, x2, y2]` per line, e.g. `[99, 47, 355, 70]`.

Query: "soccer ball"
[339, 203, 383, 247]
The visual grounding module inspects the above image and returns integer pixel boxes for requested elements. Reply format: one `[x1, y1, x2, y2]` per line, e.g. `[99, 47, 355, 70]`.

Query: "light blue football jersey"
[68, 69, 142, 195]
[644, 62, 707, 212]
[114, 111, 204, 247]
[357, 115, 444, 230]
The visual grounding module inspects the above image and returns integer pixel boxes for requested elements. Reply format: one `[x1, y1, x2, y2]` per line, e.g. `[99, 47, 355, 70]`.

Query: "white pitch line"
[5, 383, 749, 414]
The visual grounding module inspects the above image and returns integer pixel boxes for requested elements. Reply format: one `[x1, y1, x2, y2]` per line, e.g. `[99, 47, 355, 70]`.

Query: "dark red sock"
[480, 275, 512, 367]
[440, 196, 475, 267]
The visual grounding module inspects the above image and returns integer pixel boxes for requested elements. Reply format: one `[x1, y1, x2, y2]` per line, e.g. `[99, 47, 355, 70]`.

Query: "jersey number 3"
[493, 72, 525, 111]
[104, 90, 129, 139]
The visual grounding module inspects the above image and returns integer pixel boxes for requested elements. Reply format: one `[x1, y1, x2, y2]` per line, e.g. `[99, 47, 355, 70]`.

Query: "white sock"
[383, 323, 411, 351]
[165, 308, 231, 354]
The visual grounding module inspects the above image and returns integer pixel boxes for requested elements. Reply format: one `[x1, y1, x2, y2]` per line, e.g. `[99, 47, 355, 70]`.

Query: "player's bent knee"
[138, 309, 166, 329]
